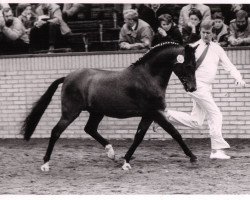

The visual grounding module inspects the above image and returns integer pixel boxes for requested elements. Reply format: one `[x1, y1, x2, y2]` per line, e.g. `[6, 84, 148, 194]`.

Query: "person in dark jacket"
[212, 12, 229, 47]
[182, 8, 202, 45]
[134, 4, 173, 33]
[152, 13, 183, 46]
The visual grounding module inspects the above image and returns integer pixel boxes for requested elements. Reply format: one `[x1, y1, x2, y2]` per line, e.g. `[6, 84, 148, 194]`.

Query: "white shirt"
[192, 39, 243, 85]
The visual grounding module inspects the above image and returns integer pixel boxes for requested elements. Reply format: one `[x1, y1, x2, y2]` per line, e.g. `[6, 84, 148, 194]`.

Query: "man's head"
[2, 7, 14, 27]
[150, 4, 161, 10]
[212, 12, 224, 30]
[189, 9, 202, 27]
[236, 10, 248, 31]
[41, 4, 50, 15]
[17, 4, 32, 17]
[123, 9, 138, 28]
[158, 14, 173, 31]
[200, 20, 214, 44]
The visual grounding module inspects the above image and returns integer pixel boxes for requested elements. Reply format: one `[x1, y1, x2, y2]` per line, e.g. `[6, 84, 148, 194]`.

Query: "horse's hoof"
[190, 156, 198, 163]
[41, 162, 50, 171]
[105, 144, 115, 160]
[122, 161, 132, 171]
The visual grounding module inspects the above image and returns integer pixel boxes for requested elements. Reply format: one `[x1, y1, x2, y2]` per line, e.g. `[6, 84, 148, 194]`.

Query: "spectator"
[212, 12, 229, 47]
[221, 4, 250, 25]
[62, 3, 85, 22]
[30, 3, 71, 52]
[0, 3, 10, 27]
[152, 13, 183, 46]
[16, 3, 37, 36]
[119, 9, 154, 50]
[0, 7, 29, 55]
[182, 8, 202, 45]
[134, 4, 172, 33]
[178, 4, 211, 33]
[228, 10, 250, 46]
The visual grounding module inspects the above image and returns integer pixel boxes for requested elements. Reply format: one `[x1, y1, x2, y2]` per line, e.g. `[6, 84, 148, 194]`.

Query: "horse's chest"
[127, 86, 166, 110]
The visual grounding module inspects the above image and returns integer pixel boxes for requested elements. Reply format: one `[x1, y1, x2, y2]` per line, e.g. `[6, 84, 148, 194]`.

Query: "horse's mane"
[132, 42, 181, 66]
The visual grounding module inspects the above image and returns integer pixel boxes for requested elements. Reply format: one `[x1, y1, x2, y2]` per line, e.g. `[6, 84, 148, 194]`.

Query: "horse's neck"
[147, 60, 174, 89]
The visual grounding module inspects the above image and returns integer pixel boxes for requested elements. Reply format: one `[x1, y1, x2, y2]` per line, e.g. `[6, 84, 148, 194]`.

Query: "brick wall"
[0, 49, 249, 139]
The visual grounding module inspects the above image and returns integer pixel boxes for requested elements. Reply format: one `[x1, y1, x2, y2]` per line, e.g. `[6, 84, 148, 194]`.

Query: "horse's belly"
[87, 94, 142, 118]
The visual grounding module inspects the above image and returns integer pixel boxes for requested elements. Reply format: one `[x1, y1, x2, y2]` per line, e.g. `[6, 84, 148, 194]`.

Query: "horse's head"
[173, 44, 198, 92]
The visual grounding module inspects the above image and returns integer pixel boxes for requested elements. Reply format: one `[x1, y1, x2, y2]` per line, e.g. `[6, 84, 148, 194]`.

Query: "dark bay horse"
[21, 42, 198, 171]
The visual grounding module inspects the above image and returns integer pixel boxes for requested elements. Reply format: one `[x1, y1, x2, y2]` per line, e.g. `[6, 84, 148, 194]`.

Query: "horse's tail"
[20, 77, 65, 141]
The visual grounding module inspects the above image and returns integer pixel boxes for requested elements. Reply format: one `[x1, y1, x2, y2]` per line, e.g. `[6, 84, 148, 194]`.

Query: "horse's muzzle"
[187, 86, 197, 92]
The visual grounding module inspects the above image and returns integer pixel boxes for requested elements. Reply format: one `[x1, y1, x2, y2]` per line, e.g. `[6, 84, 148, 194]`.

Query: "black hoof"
[190, 156, 198, 163]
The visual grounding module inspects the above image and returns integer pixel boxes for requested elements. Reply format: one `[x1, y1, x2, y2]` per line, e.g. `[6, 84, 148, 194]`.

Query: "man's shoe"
[210, 150, 231, 159]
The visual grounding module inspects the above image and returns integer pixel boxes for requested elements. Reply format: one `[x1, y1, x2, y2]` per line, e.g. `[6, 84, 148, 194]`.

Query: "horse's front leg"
[123, 117, 153, 170]
[154, 111, 197, 162]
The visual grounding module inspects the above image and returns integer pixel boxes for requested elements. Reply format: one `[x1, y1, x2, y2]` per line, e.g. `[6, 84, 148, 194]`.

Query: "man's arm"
[2, 18, 24, 40]
[178, 8, 184, 32]
[228, 21, 239, 46]
[202, 6, 211, 21]
[48, 8, 61, 24]
[138, 26, 154, 48]
[119, 27, 131, 50]
[218, 46, 246, 86]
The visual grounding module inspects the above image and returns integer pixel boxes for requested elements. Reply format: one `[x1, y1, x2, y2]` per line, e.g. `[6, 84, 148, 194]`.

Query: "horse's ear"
[185, 44, 199, 52]
[192, 44, 199, 51]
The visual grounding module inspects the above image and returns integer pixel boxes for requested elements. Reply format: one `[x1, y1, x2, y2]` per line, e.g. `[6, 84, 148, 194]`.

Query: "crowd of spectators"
[119, 3, 250, 50]
[0, 3, 73, 55]
[1, 3, 250, 55]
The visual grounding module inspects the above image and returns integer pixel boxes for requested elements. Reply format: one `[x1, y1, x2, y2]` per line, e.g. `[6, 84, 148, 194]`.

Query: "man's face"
[3, 10, 14, 26]
[213, 19, 223, 29]
[23, 6, 32, 16]
[189, 15, 200, 27]
[160, 20, 172, 31]
[3, 10, 13, 21]
[236, 18, 248, 31]
[151, 4, 160, 10]
[200, 27, 213, 43]
[124, 16, 136, 28]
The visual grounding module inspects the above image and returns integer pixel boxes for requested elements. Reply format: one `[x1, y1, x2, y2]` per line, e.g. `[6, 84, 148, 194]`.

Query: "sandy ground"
[0, 138, 250, 194]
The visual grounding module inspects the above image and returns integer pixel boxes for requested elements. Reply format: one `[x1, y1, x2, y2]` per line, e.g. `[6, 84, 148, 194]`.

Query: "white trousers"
[167, 82, 230, 150]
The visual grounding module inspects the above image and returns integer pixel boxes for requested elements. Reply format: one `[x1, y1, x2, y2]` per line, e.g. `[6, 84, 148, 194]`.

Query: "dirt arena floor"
[0, 138, 249, 195]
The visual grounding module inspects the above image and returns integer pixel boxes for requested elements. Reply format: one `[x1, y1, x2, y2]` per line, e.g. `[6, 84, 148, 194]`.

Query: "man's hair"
[123, 9, 138, 21]
[16, 3, 31, 16]
[200, 19, 214, 30]
[2, 7, 12, 15]
[212, 12, 224, 20]
[236, 10, 248, 21]
[189, 8, 203, 21]
[158, 13, 173, 23]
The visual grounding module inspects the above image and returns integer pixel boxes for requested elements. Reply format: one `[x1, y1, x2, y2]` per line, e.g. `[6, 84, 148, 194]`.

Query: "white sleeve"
[218, 46, 243, 81]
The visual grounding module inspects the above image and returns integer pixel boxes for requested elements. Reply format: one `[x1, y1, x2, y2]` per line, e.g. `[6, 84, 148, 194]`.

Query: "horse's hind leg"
[41, 112, 80, 171]
[154, 111, 197, 162]
[84, 113, 114, 159]
[123, 117, 153, 170]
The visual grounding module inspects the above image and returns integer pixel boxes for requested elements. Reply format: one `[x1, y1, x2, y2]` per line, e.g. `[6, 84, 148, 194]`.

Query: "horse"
[20, 42, 198, 171]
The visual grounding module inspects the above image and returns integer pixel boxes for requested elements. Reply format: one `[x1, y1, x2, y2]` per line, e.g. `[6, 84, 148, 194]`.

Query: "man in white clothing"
[154, 20, 246, 159]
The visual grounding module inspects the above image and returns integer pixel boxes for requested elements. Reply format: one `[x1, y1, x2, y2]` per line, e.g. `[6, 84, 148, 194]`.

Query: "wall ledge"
[1, 46, 250, 59]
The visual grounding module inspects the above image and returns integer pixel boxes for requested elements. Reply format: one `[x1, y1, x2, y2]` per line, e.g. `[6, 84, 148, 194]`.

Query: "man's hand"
[235, 79, 247, 87]
[236, 38, 244, 45]
[230, 39, 239, 46]
[120, 42, 131, 50]
[187, 21, 196, 33]
[158, 27, 167, 37]
[34, 20, 47, 28]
